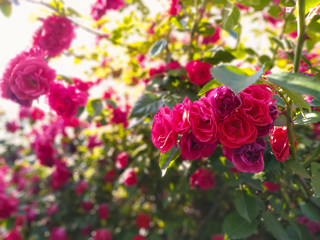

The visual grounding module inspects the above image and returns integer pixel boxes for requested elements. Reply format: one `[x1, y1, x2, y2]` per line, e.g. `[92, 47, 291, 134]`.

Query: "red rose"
[218, 111, 257, 149]
[5, 228, 22, 240]
[179, 132, 218, 161]
[124, 169, 137, 186]
[50, 162, 71, 190]
[171, 97, 192, 134]
[104, 169, 117, 183]
[132, 235, 146, 240]
[185, 60, 212, 86]
[31, 107, 45, 121]
[240, 84, 273, 105]
[98, 203, 109, 220]
[190, 168, 215, 190]
[76, 180, 87, 196]
[151, 106, 178, 153]
[190, 99, 218, 144]
[81, 201, 94, 212]
[270, 126, 296, 162]
[5, 120, 19, 133]
[263, 182, 281, 192]
[0, 192, 18, 219]
[50, 227, 67, 240]
[136, 213, 151, 229]
[94, 228, 112, 240]
[115, 152, 129, 169]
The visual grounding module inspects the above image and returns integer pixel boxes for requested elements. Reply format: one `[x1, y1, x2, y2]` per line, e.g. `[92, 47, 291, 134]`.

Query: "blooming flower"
[33, 15, 75, 57]
[186, 60, 212, 86]
[115, 152, 129, 169]
[94, 228, 112, 240]
[270, 126, 296, 162]
[190, 168, 215, 190]
[124, 169, 138, 186]
[136, 213, 151, 229]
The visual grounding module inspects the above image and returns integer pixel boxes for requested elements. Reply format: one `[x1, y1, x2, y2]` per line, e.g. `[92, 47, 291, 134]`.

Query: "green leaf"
[266, 73, 320, 101]
[130, 93, 163, 118]
[293, 111, 320, 125]
[0, 1, 12, 17]
[262, 212, 290, 240]
[222, 1, 240, 30]
[203, 50, 235, 65]
[285, 160, 310, 178]
[234, 191, 263, 223]
[198, 79, 221, 96]
[210, 65, 264, 94]
[149, 40, 167, 57]
[311, 163, 320, 197]
[159, 146, 181, 177]
[300, 202, 320, 221]
[282, 88, 311, 111]
[223, 212, 258, 239]
[86, 99, 103, 117]
[171, 17, 186, 30]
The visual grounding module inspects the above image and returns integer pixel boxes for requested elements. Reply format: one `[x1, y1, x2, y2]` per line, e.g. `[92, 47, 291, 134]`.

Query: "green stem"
[293, 0, 306, 73]
[303, 142, 320, 166]
[285, 102, 297, 161]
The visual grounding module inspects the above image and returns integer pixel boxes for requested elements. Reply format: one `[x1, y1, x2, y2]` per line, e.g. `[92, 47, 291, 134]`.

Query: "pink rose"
[81, 201, 94, 212]
[179, 132, 217, 161]
[270, 126, 296, 162]
[240, 84, 273, 105]
[6, 120, 19, 133]
[190, 168, 215, 190]
[5, 228, 22, 240]
[48, 83, 88, 118]
[104, 169, 117, 183]
[132, 235, 146, 240]
[50, 162, 71, 190]
[0, 193, 18, 219]
[98, 203, 109, 220]
[32, 135, 57, 167]
[33, 15, 75, 57]
[1, 50, 56, 106]
[47, 204, 58, 216]
[50, 227, 67, 240]
[167, 61, 182, 70]
[111, 108, 128, 128]
[151, 106, 178, 153]
[205, 86, 240, 121]
[218, 111, 257, 148]
[136, 213, 151, 229]
[76, 180, 87, 196]
[298, 217, 320, 234]
[224, 138, 266, 173]
[171, 97, 192, 134]
[185, 60, 212, 85]
[31, 107, 45, 120]
[94, 228, 112, 240]
[240, 96, 272, 126]
[190, 99, 218, 144]
[202, 27, 221, 44]
[168, 0, 181, 16]
[115, 152, 129, 169]
[124, 169, 138, 186]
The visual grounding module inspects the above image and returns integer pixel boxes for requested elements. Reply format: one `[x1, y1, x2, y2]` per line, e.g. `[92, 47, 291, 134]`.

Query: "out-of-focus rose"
[179, 132, 218, 161]
[151, 106, 177, 153]
[104, 169, 117, 183]
[98, 203, 109, 220]
[115, 152, 129, 169]
[76, 180, 87, 196]
[168, 0, 181, 16]
[211, 235, 225, 240]
[136, 213, 151, 229]
[47, 204, 58, 216]
[32, 135, 57, 167]
[263, 182, 281, 192]
[205, 86, 240, 121]
[31, 107, 45, 120]
[189, 168, 215, 190]
[190, 99, 218, 144]
[218, 111, 257, 148]
[202, 26, 221, 44]
[6, 120, 19, 133]
[124, 169, 138, 186]
[81, 201, 94, 212]
[50, 227, 67, 240]
[1, 49, 56, 106]
[5, 228, 22, 240]
[0, 193, 18, 219]
[50, 161, 71, 190]
[186, 60, 212, 86]
[132, 235, 146, 240]
[33, 15, 75, 57]
[270, 126, 296, 162]
[171, 97, 192, 134]
[94, 228, 112, 240]
[111, 108, 128, 128]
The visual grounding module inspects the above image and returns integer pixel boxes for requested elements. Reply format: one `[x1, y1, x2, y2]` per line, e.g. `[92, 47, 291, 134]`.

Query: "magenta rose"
[151, 106, 178, 153]
[136, 213, 151, 229]
[263, 182, 281, 192]
[115, 151, 129, 169]
[256, 104, 279, 137]
[218, 111, 257, 148]
[1, 50, 56, 106]
[205, 85, 241, 121]
[240, 96, 272, 126]
[185, 60, 212, 85]
[91, 0, 125, 21]
[179, 132, 218, 161]
[50, 162, 71, 190]
[31, 107, 45, 120]
[123, 169, 137, 186]
[32, 135, 57, 167]
[76, 180, 87, 196]
[189, 99, 218, 144]
[0, 193, 18, 219]
[168, 0, 181, 16]
[98, 203, 109, 220]
[132, 235, 146, 240]
[33, 15, 75, 57]
[189, 168, 215, 190]
[240, 84, 273, 105]
[94, 228, 112, 240]
[171, 97, 192, 134]
[50, 227, 67, 240]
[224, 138, 266, 173]
[5, 228, 22, 240]
[48, 83, 88, 118]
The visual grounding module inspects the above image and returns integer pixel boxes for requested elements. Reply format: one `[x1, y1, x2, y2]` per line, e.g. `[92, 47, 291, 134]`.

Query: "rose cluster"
[151, 84, 279, 173]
